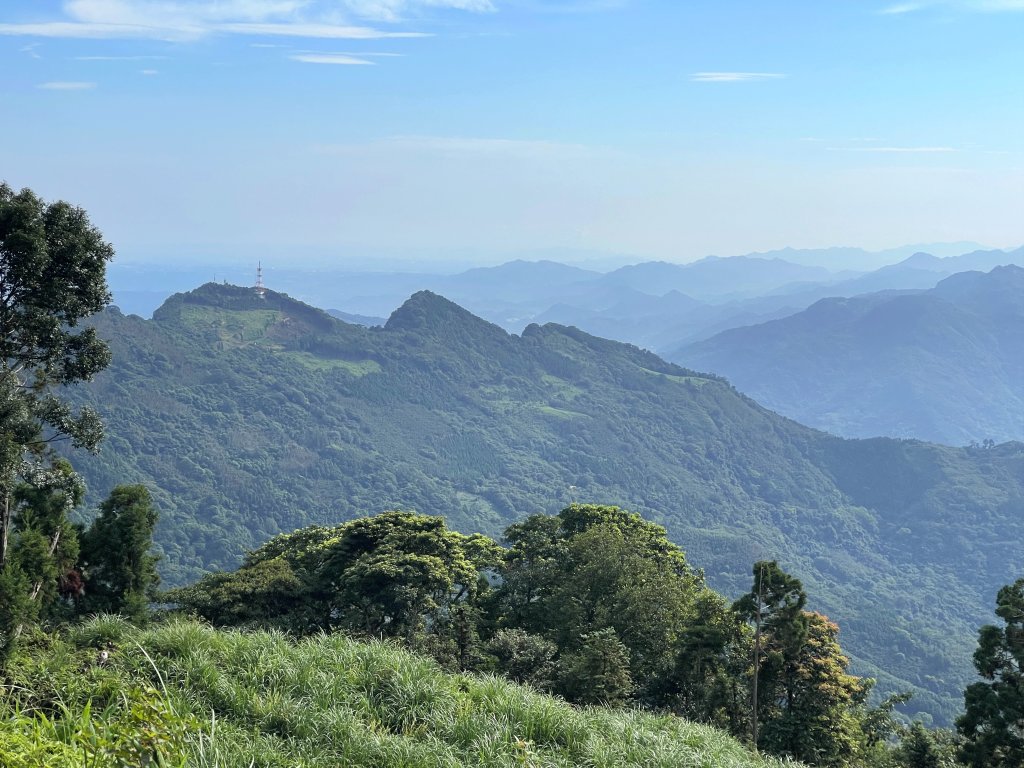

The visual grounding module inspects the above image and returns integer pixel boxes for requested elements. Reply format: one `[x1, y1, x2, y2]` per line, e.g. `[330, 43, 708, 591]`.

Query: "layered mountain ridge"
[68, 282, 1024, 724]
[674, 264, 1024, 444]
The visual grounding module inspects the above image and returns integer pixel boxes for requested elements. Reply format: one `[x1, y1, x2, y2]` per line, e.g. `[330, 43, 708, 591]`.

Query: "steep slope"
[673, 265, 1024, 444]
[67, 283, 1024, 724]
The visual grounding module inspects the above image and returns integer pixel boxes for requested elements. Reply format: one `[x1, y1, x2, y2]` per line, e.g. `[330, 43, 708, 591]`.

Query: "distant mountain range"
[672, 262, 1024, 445]
[68, 283, 1024, 725]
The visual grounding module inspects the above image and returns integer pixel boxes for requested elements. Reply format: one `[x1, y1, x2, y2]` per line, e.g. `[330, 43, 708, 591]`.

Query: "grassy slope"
[0, 617, 798, 768]
[63, 284, 1024, 723]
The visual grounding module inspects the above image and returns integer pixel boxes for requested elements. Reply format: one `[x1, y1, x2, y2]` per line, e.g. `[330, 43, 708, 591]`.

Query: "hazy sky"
[2, 0, 1022, 267]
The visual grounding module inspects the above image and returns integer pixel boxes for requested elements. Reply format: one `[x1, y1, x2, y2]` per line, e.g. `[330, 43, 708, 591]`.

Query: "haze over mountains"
[673, 263, 1024, 445]
[108, 242, 1024, 445]
[69, 282, 1024, 726]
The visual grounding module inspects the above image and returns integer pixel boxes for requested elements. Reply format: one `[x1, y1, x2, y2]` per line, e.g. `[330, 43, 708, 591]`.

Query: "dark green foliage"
[957, 578, 1024, 767]
[735, 563, 870, 766]
[897, 722, 945, 768]
[0, 563, 33, 659]
[0, 183, 112, 657]
[169, 510, 502, 646]
[79, 484, 160, 619]
[758, 612, 869, 766]
[492, 505, 711, 706]
[485, 628, 558, 690]
[670, 592, 751, 733]
[61, 282, 1024, 722]
[557, 627, 634, 706]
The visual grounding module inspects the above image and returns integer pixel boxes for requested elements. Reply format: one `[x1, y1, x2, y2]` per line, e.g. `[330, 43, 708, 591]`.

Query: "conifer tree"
[958, 577, 1024, 768]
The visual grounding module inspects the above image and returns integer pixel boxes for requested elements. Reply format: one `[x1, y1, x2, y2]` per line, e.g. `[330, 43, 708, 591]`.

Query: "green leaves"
[79, 484, 160, 620]
[0, 183, 113, 657]
[957, 577, 1024, 768]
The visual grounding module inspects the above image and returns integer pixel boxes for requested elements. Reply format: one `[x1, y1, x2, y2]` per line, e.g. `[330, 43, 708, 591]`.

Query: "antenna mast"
[255, 262, 266, 298]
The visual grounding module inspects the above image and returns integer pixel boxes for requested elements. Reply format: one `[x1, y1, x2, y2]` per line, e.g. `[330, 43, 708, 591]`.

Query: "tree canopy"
[0, 183, 113, 655]
[957, 577, 1024, 767]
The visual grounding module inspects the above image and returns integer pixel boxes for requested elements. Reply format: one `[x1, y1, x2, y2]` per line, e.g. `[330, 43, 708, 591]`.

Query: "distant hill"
[326, 309, 386, 326]
[672, 265, 1024, 444]
[596, 257, 832, 301]
[66, 283, 1024, 724]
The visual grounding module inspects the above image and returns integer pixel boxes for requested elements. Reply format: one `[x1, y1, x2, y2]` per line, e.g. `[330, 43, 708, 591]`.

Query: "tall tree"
[758, 612, 869, 767]
[957, 577, 1024, 768]
[0, 183, 112, 654]
[79, 484, 160, 620]
[733, 560, 809, 746]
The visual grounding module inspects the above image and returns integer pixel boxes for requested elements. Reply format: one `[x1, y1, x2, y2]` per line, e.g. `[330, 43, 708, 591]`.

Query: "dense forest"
[60, 281, 1024, 724]
[3, 183, 1024, 766]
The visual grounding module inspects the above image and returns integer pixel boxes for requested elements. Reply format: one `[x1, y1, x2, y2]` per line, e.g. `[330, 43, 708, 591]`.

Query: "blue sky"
[2, 0, 1022, 267]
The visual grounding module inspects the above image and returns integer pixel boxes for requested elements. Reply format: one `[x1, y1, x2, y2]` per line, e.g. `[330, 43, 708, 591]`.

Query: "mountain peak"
[384, 291, 511, 344]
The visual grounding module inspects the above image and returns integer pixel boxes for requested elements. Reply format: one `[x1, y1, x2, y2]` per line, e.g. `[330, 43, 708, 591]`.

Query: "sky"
[1, 0, 1023, 268]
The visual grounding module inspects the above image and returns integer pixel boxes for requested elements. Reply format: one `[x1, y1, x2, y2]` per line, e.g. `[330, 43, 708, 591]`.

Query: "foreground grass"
[1, 616, 799, 768]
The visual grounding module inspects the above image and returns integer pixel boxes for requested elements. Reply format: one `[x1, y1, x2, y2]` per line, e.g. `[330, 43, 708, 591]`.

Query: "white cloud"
[0, 1, 434, 41]
[880, 0, 1024, 12]
[38, 80, 97, 89]
[879, 3, 924, 13]
[219, 22, 426, 37]
[828, 146, 958, 153]
[290, 52, 374, 64]
[140, 68, 159, 74]
[341, 0, 495, 22]
[76, 54, 167, 59]
[690, 72, 786, 82]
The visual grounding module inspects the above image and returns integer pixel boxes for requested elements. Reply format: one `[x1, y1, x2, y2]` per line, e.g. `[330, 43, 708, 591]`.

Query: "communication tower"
[255, 262, 267, 298]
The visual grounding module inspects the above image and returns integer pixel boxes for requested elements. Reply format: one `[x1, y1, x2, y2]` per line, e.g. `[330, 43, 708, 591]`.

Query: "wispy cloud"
[140, 68, 159, 75]
[880, 0, 1024, 12]
[828, 146, 958, 153]
[0, 1, 440, 42]
[38, 80, 97, 90]
[690, 72, 786, 82]
[21, 42, 41, 58]
[879, 3, 925, 13]
[218, 22, 427, 38]
[290, 52, 375, 64]
[75, 55, 168, 60]
[340, 0, 496, 22]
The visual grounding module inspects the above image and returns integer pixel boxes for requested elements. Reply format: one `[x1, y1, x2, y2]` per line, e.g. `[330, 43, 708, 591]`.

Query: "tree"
[79, 484, 160, 620]
[957, 577, 1024, 768]
[170, 511, 504, 647]
[734, 563, 871, 766]
[558, 628, 634, 706]
[485, 628, 558, 691]
[758, 612, 869, 767]
[733, 560, 809, 746]
[670, 591, 751, 734]
[0, 183, 112, 654]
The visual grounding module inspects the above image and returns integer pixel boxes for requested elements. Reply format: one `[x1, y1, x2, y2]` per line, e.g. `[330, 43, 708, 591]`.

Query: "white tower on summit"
[255, 262, 267, 298]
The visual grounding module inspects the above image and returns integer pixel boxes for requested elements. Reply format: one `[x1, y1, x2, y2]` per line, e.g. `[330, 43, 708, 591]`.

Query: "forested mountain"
[672, 265, 1024, 444]
[67, 283, 1024, 724]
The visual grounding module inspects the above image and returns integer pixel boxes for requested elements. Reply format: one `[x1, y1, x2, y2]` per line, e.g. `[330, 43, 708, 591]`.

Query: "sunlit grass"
[0, 617, 801, 768]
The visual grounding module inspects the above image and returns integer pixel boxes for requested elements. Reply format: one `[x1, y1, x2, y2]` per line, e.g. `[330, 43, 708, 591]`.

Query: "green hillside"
[672, 265, 1024, 444]
[67, 283, 1024, 724]
[1, 616, 795, 768]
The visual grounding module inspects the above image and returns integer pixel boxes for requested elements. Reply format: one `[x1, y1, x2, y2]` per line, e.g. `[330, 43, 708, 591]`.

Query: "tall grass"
[1, 617, 801, 768]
